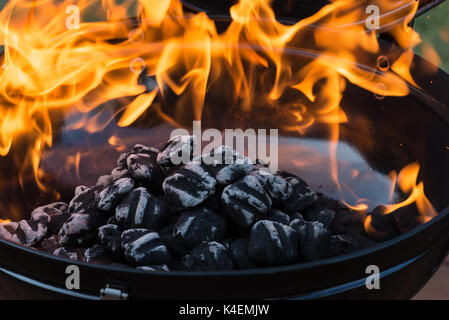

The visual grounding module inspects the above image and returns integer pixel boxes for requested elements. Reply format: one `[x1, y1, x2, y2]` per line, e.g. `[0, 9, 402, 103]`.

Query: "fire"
[0, 0, 439, 226]
[383, 163, 437, 222]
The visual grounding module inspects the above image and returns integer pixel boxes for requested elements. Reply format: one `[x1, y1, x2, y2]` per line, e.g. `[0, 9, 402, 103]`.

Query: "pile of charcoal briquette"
[0, 135, 386, 272]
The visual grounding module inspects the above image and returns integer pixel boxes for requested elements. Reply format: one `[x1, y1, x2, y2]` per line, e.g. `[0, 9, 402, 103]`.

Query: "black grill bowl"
[0, 42, 449, 299]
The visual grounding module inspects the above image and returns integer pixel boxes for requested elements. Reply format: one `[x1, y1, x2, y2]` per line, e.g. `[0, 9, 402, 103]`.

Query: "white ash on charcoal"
[157, 135, 198, 168]
[173, 206, 226, 249]
[13, 139, 399, 271]
[0, 221, 18, 242]
[126, 153, 163, 193]
[70, 185, 102, 214]
[163, 162, 216, 210]
[98, 224, 123, 258]
[250, 169, 292, 205]
[97, 177, 135, 211]
[221, 175, 272, 228]
[31, 202, 70, 234]
[117, 152, 129, 168]
[115, 187, 170, 230]
[40, 235, 60, 253]
[96, 175, 113, 188]
[182, 241, 233, 271]
[74, 185, 89, 196]
[131, 144, 159, 158]
[137, 264, 170, 272]
[121, 229, 171, 266]
[290, 219, 330, 261]
[110, 166, 130, 181]
[248, 220, 297, 266]
[365, 205, 400, 242]
[84, 244, 113, 264]
[58, 213, 108, 246]
[229, 238, 257, 270]
[53, 247, 86, 261]
[201, 145, 253, 185]
[13, 208, 52, 246]
[281, 176, 318, 215]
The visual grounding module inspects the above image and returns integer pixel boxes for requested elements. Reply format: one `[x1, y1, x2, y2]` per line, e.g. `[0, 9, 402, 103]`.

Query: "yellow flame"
[0, 0, 437, 225]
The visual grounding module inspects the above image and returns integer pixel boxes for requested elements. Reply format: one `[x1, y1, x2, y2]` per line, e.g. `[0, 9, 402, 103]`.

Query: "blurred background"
[414, 0, 449, 73]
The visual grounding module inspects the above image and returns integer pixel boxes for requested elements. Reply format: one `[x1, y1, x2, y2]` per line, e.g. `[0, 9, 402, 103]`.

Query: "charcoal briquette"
[84, 244, 113, 264]
[163, 162, 216, 210]
[0, 221, 18, 242]
[173, 206, 226, 248]
[157, 135, 198, 167]
[53, 247, 86, 261]
[32, 202, 70, 234]
[327, 235, 359, 258]
[132, 144, 159, 157]
[97, 177, 134, 211]
[290, 212, 304, 221]
[266, 209, 290, 225]
[229, 238, 257, 270]
[330, 206, 365, 236]
[281, 178, 318, 214]
[98, 224, 123, 257]
[96, 175, 113, 187]
[251, 169, 292, 204]
[74, 185, 89, 196]
[304, 208, 335, 228]
[247, 220, 297, 266]
[121, 229, 171, 265]
[13, 212, 50, 245]
[290, 219, 330, 261]
[111, 167, 130, 181]
[69, 185, 101, 214]
[221, 175, 272, 228]
[182, 241, 233, 271]
[106, 216, 120, 225]
[58, 213, 107, 246]
[159, 225, 189, 258]
[365, 205, 400, 242]
[117, 152, 129, 168]
[126, 153, 163, 189]
[201, 145, 253, 185]
[276, 171, 308, 186]
[115, 187, 170, 230]
[40, 235, 60, 253]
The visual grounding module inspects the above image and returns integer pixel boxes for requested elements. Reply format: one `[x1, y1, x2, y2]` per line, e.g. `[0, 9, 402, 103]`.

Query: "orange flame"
[383, 163, 437, 222]
[0, 0, 438, 226]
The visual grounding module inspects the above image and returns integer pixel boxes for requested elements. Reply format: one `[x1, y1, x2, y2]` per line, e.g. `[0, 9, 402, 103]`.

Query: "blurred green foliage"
[414, 1, 449, 73]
